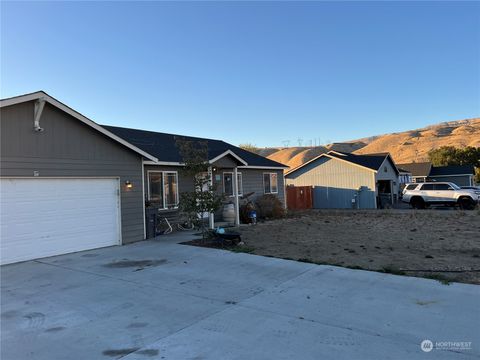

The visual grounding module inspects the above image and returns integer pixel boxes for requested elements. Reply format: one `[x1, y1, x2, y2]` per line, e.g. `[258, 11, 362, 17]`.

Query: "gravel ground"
[239, 209, 480, 284]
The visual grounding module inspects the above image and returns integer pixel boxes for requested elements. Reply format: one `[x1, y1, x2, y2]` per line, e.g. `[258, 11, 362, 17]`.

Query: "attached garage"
[0, 178, 121, 265]
[1, 92, 158, 264]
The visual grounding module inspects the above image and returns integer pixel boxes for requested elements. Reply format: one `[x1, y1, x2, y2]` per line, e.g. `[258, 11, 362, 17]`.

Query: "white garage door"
[0, 178, 121, 265]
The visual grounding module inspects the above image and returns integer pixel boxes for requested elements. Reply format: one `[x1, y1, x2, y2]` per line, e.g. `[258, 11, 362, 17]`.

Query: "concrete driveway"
[1, 232, 479, 360]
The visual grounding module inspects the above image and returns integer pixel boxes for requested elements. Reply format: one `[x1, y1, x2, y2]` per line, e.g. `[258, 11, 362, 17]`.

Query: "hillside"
[255, 118, 480, 169]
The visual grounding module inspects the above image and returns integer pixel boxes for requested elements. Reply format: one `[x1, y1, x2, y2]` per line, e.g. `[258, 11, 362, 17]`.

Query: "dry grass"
[239, 209, 480, 284]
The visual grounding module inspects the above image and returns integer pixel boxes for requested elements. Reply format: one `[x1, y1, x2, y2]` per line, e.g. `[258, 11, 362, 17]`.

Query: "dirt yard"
[239, 210, 480, 284]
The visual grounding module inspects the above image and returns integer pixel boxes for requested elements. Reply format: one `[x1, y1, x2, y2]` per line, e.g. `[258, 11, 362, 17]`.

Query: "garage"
[0, 178, 121, 265]
[285, 151, 399, 209]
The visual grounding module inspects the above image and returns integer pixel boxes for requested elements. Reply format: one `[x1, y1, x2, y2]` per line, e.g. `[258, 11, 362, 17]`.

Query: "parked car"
[402, 182, 480, 210]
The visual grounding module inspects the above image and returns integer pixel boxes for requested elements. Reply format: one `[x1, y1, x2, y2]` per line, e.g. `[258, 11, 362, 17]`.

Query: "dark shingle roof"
[429, 165, 475, 176]
[396, 162, 432, 177]
[328, 152, 398, 172]
[102, 125, 286, 168]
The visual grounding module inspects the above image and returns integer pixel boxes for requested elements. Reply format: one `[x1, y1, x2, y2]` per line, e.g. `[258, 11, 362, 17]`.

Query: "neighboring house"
[428, 165, 476, 187]
[0, 91, 286, 265]
[397, 162, 476, 187]
[396, 162, 432, 183]
[285, 151, 399, 209]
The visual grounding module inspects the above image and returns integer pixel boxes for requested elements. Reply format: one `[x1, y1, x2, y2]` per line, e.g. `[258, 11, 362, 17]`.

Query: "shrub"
[255, 194, 285, 219]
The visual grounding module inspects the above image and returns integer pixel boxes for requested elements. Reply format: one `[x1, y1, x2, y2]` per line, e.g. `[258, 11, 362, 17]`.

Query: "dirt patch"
[236, 210, 480, 284]
[103, 259, 167, 268]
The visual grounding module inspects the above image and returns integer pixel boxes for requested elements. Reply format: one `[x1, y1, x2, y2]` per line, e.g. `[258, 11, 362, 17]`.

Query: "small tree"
[175, 137, 223, 238]
[239, 143, 259, 153]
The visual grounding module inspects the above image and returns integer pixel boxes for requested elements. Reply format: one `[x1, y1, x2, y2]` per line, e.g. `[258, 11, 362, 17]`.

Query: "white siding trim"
[146, 170, 179, 210]
[263, 172, 279, 194]
[209, 150, 248, 166]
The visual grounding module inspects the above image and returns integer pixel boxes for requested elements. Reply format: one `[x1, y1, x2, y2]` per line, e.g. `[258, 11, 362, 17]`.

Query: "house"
[395, 162, 431, 183]
[428, 165, 476, 186]
[285, 151, 399, 209]
[397, 162, 476, 186]
[0, 91, 286, 265]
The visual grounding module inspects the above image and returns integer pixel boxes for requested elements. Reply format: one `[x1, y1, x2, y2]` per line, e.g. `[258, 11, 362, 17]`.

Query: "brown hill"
[255, 118, 480, 169]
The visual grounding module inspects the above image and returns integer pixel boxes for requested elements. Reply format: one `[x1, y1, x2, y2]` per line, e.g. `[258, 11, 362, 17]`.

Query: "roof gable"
[286, 151, 398, 176]
[0, 91, 158, 162]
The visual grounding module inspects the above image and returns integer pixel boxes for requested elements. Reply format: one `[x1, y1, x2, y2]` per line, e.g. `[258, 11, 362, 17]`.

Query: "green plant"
[238, 143, 259, 153]
[175, 137, 223, 239]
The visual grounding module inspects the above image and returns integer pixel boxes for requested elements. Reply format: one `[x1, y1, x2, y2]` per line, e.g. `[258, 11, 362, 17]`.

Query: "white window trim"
[223, 172, 243, 197]
[147, 170, 179, 210]
[263, 172, 279, 194]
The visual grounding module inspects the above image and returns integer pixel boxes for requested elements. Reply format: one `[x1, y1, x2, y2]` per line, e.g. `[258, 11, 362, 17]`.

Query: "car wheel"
[458, 197, 475, 210]
[411, 197, 425, 209]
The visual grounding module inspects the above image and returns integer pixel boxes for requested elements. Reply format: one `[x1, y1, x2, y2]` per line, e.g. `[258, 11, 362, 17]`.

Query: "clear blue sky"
[1, 1, 479, 147]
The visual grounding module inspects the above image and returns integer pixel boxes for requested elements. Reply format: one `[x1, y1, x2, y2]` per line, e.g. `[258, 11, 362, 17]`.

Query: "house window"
[148, 172, 163, 203]
[263, 173, 278, 194]
[148, 171, 179, 209]
[223, 172, 243, 196]
[164, 172, 178, 207]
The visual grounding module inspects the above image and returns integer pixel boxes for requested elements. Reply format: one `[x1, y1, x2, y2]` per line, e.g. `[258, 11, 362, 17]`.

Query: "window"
[406, 184, 418, 191]
[263, 173, 278, 194]
[223, 172, 243, 196]
[148, 171, 179, 209]
[148, 172, 163, 202]
[421, 184, 435, 191]
[164, 172, 178, 207]
[434, 183, 453, 191]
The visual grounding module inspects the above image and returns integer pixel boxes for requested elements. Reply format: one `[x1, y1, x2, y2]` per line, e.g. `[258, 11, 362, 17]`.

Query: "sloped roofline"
[209, 149, 248, 166]
[285, 151, 398, 176]
[0, 91, 159, 162]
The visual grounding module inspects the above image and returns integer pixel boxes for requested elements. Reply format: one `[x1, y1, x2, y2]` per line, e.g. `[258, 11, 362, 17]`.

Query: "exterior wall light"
[125, 180, 133, 189]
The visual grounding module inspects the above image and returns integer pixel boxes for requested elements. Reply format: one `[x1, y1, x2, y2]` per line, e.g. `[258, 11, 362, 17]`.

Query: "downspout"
[34, 98, 46, 132]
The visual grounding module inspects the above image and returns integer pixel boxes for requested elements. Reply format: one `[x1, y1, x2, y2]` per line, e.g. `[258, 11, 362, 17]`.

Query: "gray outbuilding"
[285, 151, 400, 209]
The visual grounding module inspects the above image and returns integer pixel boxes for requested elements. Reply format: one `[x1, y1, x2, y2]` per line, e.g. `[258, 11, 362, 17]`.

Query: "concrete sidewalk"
[1, 231, 479, 359]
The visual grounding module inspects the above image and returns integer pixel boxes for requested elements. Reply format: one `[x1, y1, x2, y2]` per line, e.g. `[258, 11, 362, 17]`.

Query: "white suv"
[402, 182, 480, 210]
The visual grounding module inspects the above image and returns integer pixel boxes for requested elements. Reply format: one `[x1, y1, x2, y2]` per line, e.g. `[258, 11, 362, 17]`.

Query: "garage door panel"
[0, 178, 121, 265]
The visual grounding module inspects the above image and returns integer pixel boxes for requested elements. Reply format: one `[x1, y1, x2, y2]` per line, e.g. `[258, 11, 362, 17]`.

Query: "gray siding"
[0, 101, 145, 244]
[240, 169, 285, 205]
[144, 165, 285, 219]
[286, 157, 376, 209]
